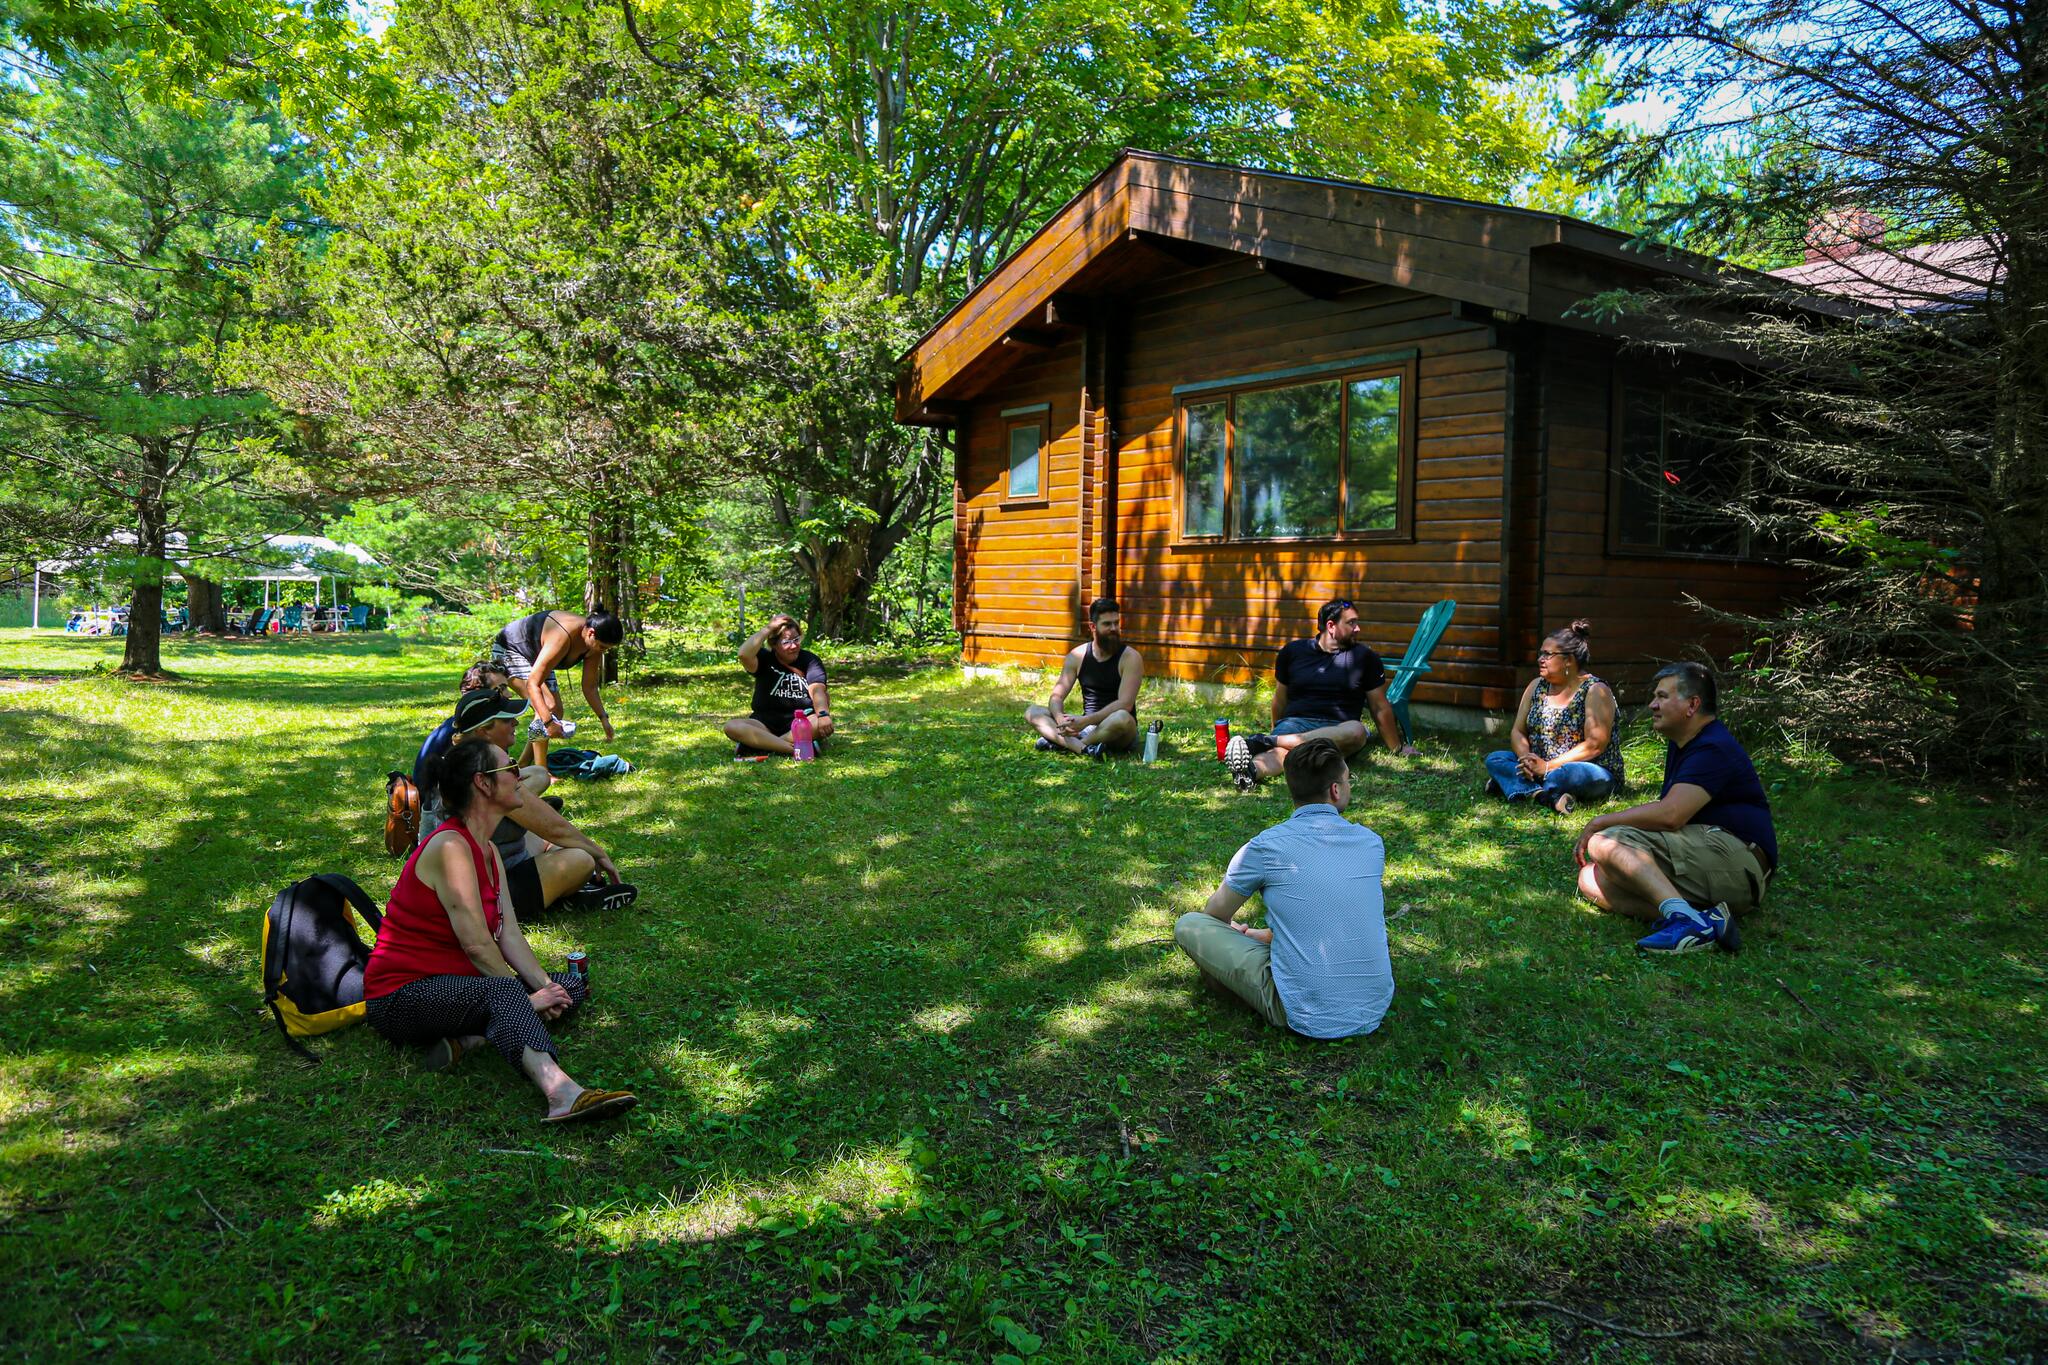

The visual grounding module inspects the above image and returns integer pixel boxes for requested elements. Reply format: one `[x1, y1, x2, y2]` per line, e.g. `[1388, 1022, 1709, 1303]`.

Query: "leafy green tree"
[621, 0, 1565, 634]
[0, 42, 330, 672]
[1562, 0, 2048, 776]
[251, 0, 755, 656]
[7, 0, 404, 132]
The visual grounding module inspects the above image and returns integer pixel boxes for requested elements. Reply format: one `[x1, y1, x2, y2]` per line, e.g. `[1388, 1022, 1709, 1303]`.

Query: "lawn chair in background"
[1385, 599, 1457, 743]
[246, 607, 275, 636]
[281, 605, 306, 634]
[347, 605, 370, 632]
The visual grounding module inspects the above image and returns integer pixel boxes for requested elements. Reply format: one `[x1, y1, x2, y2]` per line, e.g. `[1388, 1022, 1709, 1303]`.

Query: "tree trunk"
[181, 570, 226, 634]
[119, 466, 168, 675]
[804, 531, 876, 639]
[584, 497, 640, 683]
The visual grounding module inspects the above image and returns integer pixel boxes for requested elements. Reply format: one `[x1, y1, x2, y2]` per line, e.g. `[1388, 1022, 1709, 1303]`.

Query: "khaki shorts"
[1603, 825, 1772, 915]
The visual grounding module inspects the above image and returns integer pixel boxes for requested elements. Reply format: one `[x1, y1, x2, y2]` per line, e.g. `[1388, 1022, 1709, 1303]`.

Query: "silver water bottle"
[1142, 719, 1162, 763]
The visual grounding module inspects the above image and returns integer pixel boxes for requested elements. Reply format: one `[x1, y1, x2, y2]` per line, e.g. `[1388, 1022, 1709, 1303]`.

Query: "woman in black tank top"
[500, 611, 591, 667]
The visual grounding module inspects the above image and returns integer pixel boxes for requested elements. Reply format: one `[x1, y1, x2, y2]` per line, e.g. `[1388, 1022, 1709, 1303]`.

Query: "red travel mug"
[1214, 719, 1230, 759]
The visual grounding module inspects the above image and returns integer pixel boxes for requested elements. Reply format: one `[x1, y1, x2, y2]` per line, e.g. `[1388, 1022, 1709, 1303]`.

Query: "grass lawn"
[1, 627, 2044, 1363]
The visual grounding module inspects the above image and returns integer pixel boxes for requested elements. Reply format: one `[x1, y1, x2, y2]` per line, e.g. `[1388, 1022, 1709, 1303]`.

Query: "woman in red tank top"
[364, 741, 635, 1125]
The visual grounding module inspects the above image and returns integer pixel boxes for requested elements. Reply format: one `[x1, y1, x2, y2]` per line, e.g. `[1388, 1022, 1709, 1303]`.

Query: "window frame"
[1001, 403, 1050, 506]
[1606, 379, 1761, 562]
[1172, 355, 1417, 547]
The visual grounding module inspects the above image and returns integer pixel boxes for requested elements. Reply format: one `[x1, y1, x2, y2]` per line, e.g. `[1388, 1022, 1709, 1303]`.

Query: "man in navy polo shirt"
[1224, 598, 1416, 793]
[1574, 663, 1778, 953]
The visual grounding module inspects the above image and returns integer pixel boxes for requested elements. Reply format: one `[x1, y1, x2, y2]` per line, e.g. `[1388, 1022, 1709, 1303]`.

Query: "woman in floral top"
[1483, 619, 1625, 814]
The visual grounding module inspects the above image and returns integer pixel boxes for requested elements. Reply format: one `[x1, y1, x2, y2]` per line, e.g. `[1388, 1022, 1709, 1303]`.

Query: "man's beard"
[1094, 631, 1120, 651]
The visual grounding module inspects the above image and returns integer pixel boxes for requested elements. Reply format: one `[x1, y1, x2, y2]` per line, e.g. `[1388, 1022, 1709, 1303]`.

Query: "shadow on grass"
[1, 636, 2044, 1361]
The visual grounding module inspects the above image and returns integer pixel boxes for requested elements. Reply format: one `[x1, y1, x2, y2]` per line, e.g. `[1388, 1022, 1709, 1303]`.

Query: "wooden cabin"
[894, 152, 1807, 717]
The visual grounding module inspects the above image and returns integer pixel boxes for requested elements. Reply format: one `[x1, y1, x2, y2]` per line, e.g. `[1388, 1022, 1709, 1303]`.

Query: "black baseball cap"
[454, 688, 529, 734]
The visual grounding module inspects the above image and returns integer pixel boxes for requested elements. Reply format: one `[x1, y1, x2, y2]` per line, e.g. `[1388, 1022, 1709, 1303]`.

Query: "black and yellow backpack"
[261, 874, 383, 1061]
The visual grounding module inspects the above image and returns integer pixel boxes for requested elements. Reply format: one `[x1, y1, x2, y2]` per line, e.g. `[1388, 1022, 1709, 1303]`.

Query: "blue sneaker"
[1635, 903, 1729, 954]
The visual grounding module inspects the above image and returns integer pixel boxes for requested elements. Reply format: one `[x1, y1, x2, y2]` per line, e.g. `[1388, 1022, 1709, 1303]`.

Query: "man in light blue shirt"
[1174, 738, 1394, 1038]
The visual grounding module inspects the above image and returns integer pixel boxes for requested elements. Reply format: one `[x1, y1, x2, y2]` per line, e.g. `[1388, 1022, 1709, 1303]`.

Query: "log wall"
[957, 258, 1521, 709]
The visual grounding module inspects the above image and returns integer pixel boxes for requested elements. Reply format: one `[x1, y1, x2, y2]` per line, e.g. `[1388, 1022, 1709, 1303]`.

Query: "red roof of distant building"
[1770, 236, 2000, 310]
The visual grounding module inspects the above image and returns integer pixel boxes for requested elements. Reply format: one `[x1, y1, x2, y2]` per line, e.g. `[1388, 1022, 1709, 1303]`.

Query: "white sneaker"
[1224, 735, 1260, 792]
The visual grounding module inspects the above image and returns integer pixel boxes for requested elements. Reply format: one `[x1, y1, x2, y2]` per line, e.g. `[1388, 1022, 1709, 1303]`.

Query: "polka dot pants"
[366, 972, 588, 1070]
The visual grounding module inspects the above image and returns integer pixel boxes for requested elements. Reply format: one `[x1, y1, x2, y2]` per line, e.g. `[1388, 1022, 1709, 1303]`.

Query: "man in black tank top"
[490, 608, 624, 765]
[1026, 597, 1144, 758]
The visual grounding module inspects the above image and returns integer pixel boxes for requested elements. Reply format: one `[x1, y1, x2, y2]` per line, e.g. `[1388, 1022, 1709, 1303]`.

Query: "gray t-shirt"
[1223, 803, 1393, 1038]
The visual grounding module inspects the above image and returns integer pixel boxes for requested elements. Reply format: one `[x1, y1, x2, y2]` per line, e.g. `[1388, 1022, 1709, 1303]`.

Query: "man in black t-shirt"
[1573, 663, 1778, 954]
[1224, 599, 1416, 792]
[723, 614, 834, 758]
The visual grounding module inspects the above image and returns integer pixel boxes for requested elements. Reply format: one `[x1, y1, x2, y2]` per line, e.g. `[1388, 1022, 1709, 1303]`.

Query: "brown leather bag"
[383, 771, 420, 858]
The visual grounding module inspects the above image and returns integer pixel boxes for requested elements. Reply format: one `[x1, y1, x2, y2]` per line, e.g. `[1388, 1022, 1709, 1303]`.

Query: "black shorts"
[505, 856, 544, 916]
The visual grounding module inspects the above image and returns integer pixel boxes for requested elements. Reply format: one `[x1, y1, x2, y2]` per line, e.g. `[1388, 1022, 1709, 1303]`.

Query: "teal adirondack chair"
[281, 605, 306, 633]
[1385, 599, 1457, 742]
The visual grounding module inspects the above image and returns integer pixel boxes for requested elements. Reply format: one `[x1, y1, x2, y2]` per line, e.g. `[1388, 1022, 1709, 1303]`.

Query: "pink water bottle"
[790, 709, 816, 762]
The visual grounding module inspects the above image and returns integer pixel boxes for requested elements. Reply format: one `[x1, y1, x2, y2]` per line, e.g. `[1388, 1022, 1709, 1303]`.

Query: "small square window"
[1007, 422, 1042, 499]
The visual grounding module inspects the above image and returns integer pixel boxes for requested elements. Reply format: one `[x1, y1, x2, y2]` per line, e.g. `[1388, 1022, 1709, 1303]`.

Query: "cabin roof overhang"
[895, 150, 1817, 427]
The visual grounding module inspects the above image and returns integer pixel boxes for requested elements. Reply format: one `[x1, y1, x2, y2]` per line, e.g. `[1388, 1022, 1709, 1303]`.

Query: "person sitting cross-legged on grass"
[1175, 739, 1395, 1038]
[1482, 618, 1625, 816]
[418, 688, 637, 916]
[723, 614, 834, 758]
[1225, 598, 1416, 793]
[1025, 596, 1143, 759]
[1573, 662, 1778, 954]
[364, 741, 636, 1124]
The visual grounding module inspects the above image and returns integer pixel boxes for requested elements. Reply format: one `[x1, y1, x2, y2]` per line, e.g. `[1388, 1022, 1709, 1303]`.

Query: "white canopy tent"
[27, 532, 377, 628]
[244, 536, 378, 612]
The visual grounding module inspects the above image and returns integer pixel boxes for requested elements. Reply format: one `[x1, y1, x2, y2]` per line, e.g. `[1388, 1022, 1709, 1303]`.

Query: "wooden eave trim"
[1171, 348, 1419, 397]
[893, 150, 1824, 426]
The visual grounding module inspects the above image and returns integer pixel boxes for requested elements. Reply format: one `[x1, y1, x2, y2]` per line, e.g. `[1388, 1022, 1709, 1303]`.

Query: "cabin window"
[1183, 401, 1227, 535]
[1177, 362, 1411, 541]
[1006, 420, 1043, 499]
[1611, 387, 1751, 557]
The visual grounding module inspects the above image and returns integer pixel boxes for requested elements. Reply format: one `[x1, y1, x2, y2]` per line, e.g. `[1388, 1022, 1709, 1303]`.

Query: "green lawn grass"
[1, 628, 2043, 1363]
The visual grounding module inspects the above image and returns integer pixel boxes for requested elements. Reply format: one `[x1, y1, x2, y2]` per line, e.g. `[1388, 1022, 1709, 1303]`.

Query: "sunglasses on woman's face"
[479, 762, 521, 777]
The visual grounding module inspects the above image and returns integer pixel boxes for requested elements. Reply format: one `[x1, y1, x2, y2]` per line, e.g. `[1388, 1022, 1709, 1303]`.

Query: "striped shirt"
[1224, 803, 1393, 1038]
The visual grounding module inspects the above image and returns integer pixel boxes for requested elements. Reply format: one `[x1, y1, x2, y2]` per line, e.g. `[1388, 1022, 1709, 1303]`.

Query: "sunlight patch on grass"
[653, 1044, 763, 1112]
[910, 1003, 974, 1034]
[1025, 929, 1084, 963]
[858, 860, 902, 892]
[1041, 1003, 1106, 1040]
[315, 1177, 440, 1227]
[607, 1148, 926, 1249]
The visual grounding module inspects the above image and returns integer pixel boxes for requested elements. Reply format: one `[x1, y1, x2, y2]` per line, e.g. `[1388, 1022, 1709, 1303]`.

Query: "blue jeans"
[1484, 750, 1614, 804]
[1272, 714, 1351, 737]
